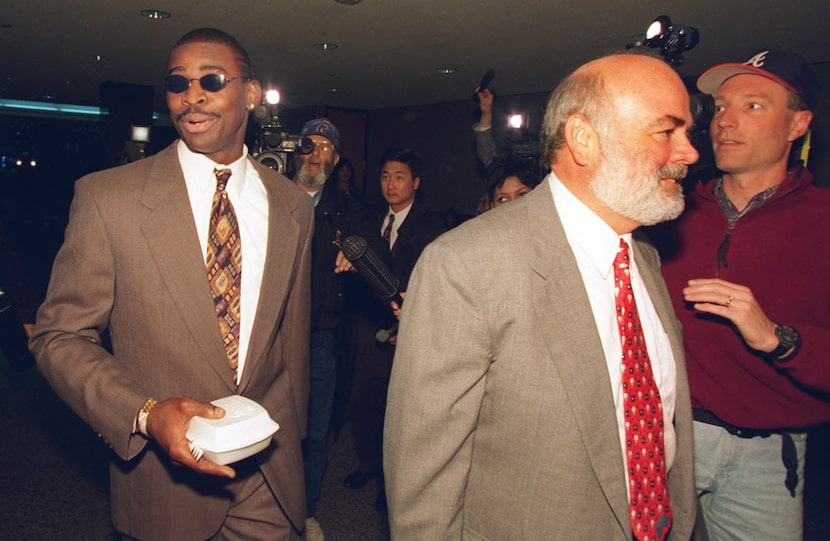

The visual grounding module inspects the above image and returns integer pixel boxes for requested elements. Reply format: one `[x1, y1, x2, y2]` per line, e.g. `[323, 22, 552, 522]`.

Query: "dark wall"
[363, 91, 551, 217]
[805, 63, 829, 185]
[0, 110, 178, 305]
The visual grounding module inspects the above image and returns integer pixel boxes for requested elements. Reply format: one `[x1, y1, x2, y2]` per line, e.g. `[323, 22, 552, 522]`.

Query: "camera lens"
[690, 93, 715, 130]
[256, 152, 286, 174]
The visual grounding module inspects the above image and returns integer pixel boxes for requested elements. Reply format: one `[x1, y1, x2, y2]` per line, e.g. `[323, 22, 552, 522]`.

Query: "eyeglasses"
[163, 73, 246, 93]
[310, 142, 336, 155]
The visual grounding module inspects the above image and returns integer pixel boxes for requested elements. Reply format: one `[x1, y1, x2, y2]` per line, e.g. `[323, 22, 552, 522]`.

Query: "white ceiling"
[2, 0, 829, 113]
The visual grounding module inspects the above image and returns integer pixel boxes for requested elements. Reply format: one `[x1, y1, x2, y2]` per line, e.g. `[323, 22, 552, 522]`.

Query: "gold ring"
[726, 296, 733, 307]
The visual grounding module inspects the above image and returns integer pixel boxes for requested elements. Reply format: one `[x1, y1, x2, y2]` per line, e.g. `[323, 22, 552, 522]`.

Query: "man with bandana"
[292, 118, 389, 541]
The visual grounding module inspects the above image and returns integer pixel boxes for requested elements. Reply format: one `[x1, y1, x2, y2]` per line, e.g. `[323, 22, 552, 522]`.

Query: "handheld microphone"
[341, 235, 403, 308]
[473, 68, 496, 100]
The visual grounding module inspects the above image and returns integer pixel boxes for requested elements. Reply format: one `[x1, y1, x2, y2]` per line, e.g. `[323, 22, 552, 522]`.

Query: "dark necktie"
[382, 213, 395, 246]
[614, 238, 672, 541]
[206, 168, 242, 381]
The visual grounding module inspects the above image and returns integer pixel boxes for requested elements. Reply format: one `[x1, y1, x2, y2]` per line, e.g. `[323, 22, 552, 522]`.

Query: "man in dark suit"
[344, 146, 446, 511]
[384, 52, 700, 540]
[29, 28, 313, 540]
[376, 147, 448, 295]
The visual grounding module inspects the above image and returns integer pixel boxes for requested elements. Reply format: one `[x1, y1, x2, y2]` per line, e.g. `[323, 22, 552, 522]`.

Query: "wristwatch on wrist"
[766, 324, 801, 360]
[136, 398, 157, 437]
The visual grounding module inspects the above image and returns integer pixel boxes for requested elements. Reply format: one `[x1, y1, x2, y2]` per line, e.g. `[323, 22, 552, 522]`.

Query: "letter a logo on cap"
[744, 50, 769, 68]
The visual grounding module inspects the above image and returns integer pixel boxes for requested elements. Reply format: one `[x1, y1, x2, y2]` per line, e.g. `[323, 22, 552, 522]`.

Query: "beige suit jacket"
[30, 142, 313, 540]
[384, 182, 695, 540]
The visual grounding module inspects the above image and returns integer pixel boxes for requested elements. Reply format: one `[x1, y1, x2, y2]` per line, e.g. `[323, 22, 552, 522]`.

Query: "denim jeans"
[303, 329, 337, 516]
[694, 420, 806, 541]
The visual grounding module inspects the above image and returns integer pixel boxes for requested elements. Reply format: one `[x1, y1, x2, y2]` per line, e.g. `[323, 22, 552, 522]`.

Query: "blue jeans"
[694, 420, 806, 541]
[303, 329, 337, 516]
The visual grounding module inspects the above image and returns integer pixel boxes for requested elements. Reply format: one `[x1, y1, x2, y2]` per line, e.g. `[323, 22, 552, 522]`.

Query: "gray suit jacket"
[30, 142, 314, 540]
[383, 182, 695, 540]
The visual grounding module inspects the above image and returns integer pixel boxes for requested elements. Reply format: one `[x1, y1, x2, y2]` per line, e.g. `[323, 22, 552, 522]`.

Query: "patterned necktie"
[382, 213, 395, 246]
[614, 239, 672, 541]
[206, 168, 242, 381]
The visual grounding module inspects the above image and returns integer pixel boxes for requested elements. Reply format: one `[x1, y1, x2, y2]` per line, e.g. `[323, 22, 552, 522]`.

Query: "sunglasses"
[163, 73, 246, 94]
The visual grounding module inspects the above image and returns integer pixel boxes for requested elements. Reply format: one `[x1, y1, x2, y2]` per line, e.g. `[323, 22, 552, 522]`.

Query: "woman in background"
[482, 157, 541, 210]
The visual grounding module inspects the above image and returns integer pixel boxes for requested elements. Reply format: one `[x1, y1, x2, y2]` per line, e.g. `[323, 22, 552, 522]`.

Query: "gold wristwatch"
[137, 398, 157, 437]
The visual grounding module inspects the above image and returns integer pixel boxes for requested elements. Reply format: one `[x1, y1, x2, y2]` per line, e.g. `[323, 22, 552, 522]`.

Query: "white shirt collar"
[549, 173, 630, 279]
[389, 200, 414, 223]
[177, 140, 249, 197]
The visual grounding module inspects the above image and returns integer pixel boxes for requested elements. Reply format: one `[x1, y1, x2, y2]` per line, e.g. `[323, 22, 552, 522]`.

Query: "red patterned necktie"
[206, 168, 242, 381]
[382, 213, 395, 246]
[614, 238, 672, 541]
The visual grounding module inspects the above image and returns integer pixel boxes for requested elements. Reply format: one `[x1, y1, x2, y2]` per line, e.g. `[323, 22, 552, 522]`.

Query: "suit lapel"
[630, 234, 684, 357]
[237, 160, 302, 391]
[396, 199, 419, 239]
[524, 186, 630, 529]
[140, 144, 237, 391]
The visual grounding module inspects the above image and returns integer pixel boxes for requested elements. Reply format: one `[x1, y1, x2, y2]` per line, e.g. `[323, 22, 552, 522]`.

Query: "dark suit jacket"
[359, 199, 446, 334]
[30, 142, 314, 540]
[381, 198, 447, 292]
[384, 183, 696, 540]
[310, 176, 390, 330]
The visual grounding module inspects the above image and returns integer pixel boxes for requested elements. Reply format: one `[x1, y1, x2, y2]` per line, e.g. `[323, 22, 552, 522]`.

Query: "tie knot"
[615, 238, 630, 268]
[388, 213, 395, 224]
[214, 168, 232, 191]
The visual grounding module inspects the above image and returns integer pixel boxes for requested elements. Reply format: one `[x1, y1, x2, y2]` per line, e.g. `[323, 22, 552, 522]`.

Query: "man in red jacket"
[658, 48, 830, 540]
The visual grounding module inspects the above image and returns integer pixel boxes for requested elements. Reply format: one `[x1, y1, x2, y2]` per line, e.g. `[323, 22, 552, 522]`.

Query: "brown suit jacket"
[383, 182, 696, 540]
[30, 142, 313, 540]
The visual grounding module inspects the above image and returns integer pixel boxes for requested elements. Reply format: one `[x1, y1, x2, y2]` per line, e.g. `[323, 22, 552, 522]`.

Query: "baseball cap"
[697, 48, 820, 110]
[300, 118, 340, 149]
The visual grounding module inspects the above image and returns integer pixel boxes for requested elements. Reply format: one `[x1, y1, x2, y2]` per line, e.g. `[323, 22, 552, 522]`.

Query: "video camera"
[250, 96, 313, 176]
[626, 15, 718, 187]
[627, 15, 715, 131]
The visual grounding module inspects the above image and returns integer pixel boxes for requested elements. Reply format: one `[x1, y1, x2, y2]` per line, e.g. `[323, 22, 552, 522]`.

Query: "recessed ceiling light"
[436, 67, 458, 75]
[327, 87, 340, 93]
[333, 0, 363, 5]
[88, 54, 110, 62]
[312, 42, 338, 50]
[140, 9, 172, 19]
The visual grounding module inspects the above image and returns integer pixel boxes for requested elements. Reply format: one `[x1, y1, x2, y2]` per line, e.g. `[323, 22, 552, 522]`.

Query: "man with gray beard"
[384, 52, 700, 540]
[295, 118, 337, 190]
[292, 118, 389, 541]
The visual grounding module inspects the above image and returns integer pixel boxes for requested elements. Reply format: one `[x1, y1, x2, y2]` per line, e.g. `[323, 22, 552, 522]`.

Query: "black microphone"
[473, 68, 495, 100]
[341, 235, 403, 308]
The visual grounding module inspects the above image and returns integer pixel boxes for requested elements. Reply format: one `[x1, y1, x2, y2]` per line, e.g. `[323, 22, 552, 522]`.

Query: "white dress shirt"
[178, 141, 269, 381]
[548, 174, 678, 483]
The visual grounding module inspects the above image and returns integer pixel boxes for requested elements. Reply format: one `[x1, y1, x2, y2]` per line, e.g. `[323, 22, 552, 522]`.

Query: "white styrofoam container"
[186, 395, 279, 465]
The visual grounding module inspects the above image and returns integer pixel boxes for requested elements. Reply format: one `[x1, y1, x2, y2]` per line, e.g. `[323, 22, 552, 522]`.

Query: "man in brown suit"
[29, 28, 313, 540]
[384, 52, 700, 540]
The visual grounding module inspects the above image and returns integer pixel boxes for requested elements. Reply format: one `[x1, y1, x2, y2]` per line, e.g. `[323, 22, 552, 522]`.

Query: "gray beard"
[297, 165, 328, 188]
[589, 144, 687, 226]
